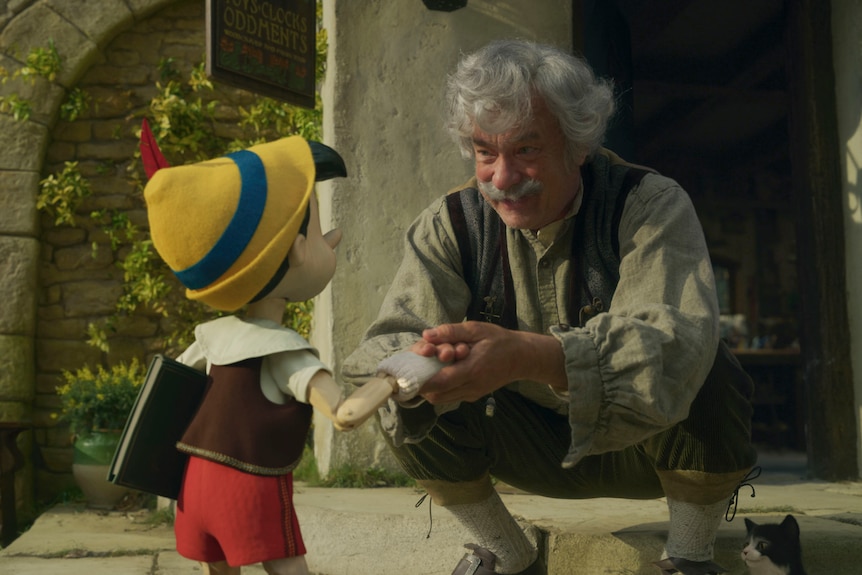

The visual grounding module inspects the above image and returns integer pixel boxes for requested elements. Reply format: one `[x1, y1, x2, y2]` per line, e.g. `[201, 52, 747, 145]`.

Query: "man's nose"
[491, 156, 522, 191]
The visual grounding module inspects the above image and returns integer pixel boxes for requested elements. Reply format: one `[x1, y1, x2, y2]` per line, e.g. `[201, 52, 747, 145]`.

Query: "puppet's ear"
[140, 118, 170, 179]
[287, 233, 308, 267]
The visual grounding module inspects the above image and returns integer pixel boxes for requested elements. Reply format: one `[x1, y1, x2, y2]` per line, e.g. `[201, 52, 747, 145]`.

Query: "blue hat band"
[174, 149, 267, 290]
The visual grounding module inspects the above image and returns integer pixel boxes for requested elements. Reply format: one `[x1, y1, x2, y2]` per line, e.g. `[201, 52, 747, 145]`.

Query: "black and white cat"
[741, 515, 807, 575]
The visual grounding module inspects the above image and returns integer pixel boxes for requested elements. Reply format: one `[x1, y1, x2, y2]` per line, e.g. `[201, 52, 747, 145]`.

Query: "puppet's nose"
[324, 228, 342, 249]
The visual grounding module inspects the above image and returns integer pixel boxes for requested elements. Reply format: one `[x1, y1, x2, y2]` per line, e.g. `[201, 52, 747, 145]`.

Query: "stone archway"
[0, 0, 194, 512]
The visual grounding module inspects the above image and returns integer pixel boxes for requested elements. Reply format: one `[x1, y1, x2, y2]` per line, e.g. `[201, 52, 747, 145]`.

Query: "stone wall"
[0, 0, 262, 510]
[832, 0, 862, 477]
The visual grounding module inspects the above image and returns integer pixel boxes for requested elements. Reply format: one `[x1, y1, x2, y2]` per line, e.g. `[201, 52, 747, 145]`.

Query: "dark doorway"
[576, 0, 857, 478]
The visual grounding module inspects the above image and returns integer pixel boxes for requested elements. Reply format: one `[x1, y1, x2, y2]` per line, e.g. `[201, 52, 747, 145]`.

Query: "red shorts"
[174, 456, 306, 566]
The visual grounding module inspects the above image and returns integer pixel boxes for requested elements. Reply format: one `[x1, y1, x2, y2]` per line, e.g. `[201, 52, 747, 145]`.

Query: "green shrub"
[53, 359, 145, 437]
[294, 445, 416, 488]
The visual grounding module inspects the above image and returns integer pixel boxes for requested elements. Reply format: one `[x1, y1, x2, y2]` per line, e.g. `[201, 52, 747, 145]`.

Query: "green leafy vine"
[28, 1, 327, 355]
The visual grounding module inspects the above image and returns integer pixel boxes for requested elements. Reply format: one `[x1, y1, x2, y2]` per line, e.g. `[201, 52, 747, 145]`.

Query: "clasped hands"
[379, 321, 567, 406]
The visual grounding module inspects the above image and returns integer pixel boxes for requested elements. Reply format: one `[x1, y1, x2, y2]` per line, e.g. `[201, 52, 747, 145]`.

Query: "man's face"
[472, 99, 586, 231]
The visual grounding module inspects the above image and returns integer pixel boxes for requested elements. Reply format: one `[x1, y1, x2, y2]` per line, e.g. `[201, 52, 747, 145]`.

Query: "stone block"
[0, 115, 48, 171]
[89, 173, 138, 197]
[37, 317, 88, 340]
[52, 120, 92, 143]
[105, 48, 141, 67]
[110, 30, 161, 66]
[42, 226, 87, 248]
[149, 0, 202, 29]
[78, 139, 137, 161]
[0, 171, 38, 237]
[37, 302, 64, 320]
[35, 424, 74, 448]
[61, 279, 124, 316]
[35, 373, 65, 395]
[163, 28, 204, 47]
[0, 236, 39, 334]
[77, 86, 136, 119]
[0, 2, 99, 87]
[81, 192, 135, 212]
[110, 315, 159, 338]
[126, 0, 177, 22]
[40, 446, 73, 472]
[35, 338, 101, 373]
[44, 141, 77, 165]
[39, 264, 117, 289]
[0, 58, 67, 124]
[0, 334, 34, 401]
[90, 119, 135, 141]
[84, 62, 150, 85]
[122, 208, 148, 230]
[54, 243, 113, 271]
[0, 400, 32, 422]
[45, 0, 133, 48]
[161, 42, 206, 67]
[105, 337, 149, 364]
[32, 399, 63, 426]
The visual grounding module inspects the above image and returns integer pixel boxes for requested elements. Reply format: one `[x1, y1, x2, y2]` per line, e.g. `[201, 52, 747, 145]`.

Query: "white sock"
[446, 491, 536, 574]
[663, 497, 727, 562]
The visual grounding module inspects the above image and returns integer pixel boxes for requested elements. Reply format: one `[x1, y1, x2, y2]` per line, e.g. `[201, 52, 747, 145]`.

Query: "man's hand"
[411, 321, 567, 404]
[409, 337, 470, 363]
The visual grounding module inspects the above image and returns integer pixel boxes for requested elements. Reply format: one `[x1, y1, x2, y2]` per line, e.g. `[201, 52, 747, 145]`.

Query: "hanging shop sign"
[206, 0, 316, 108]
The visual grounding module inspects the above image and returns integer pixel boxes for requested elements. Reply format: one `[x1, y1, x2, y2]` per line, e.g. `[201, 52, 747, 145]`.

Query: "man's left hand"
[416, 321, 567, 404]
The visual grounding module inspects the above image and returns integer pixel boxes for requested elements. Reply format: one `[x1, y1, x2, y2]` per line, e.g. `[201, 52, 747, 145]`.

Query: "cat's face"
[741, 515, 802, 575]
[742, 523, 766, 561]
[741, 528, 781, 573]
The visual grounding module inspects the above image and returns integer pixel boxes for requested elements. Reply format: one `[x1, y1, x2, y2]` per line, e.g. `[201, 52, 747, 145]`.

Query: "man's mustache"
[478, 179, 543, 201]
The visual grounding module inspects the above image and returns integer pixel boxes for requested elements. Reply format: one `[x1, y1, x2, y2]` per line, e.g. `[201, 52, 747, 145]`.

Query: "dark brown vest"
[177, 357, 312, 475]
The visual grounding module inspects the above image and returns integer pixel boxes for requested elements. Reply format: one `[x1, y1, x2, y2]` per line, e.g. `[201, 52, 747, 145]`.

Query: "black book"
[108, 354, 208, 500]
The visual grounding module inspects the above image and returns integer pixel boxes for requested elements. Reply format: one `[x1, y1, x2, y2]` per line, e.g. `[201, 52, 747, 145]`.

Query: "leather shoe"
[653, 557, 727, 575]
[452, 544, 496, 575]
[451, 544, 544, 575]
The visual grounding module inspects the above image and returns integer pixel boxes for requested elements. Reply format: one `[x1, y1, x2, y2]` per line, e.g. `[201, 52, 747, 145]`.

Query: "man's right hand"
[410, 337, 471, 363]
[409, 321, 567, 404]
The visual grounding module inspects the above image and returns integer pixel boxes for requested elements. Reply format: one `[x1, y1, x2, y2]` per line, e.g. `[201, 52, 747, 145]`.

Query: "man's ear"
[287, 234, 308, 267]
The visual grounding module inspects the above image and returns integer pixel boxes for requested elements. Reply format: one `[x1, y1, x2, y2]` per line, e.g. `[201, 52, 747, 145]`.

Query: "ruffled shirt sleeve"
[552, 174, 719, 467]
[177, 315, 332, 404]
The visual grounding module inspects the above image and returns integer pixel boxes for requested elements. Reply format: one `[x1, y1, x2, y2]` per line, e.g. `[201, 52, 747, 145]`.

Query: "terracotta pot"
[72, 430, 129, 509]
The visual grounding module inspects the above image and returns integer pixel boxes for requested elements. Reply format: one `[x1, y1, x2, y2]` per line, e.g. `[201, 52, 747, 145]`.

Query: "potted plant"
[54, 358, 145, 508]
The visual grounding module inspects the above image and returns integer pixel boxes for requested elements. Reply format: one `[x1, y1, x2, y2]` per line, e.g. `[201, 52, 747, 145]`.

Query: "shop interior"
[594, 0, 803, 452]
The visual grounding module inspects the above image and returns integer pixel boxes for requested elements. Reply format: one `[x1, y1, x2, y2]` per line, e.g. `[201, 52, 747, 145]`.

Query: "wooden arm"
[335, 373, 398, 429]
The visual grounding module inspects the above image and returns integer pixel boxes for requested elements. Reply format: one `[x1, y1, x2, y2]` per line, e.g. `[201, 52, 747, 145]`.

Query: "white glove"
[377, 351, 446, 402]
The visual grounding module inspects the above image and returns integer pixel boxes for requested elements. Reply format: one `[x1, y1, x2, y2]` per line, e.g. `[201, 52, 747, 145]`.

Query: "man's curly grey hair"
[445, 39, 615, 167]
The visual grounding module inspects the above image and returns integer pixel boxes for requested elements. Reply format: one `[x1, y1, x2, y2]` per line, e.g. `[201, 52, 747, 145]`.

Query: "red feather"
[139, 118, 169, 179]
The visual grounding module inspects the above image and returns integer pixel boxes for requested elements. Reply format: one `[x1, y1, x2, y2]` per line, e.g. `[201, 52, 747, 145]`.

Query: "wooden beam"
[787, 0, 858, 479]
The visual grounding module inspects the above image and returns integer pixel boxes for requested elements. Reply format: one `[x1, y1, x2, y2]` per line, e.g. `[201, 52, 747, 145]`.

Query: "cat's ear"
[744, 517, 756, 533]
[780, 514, 800, 540]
